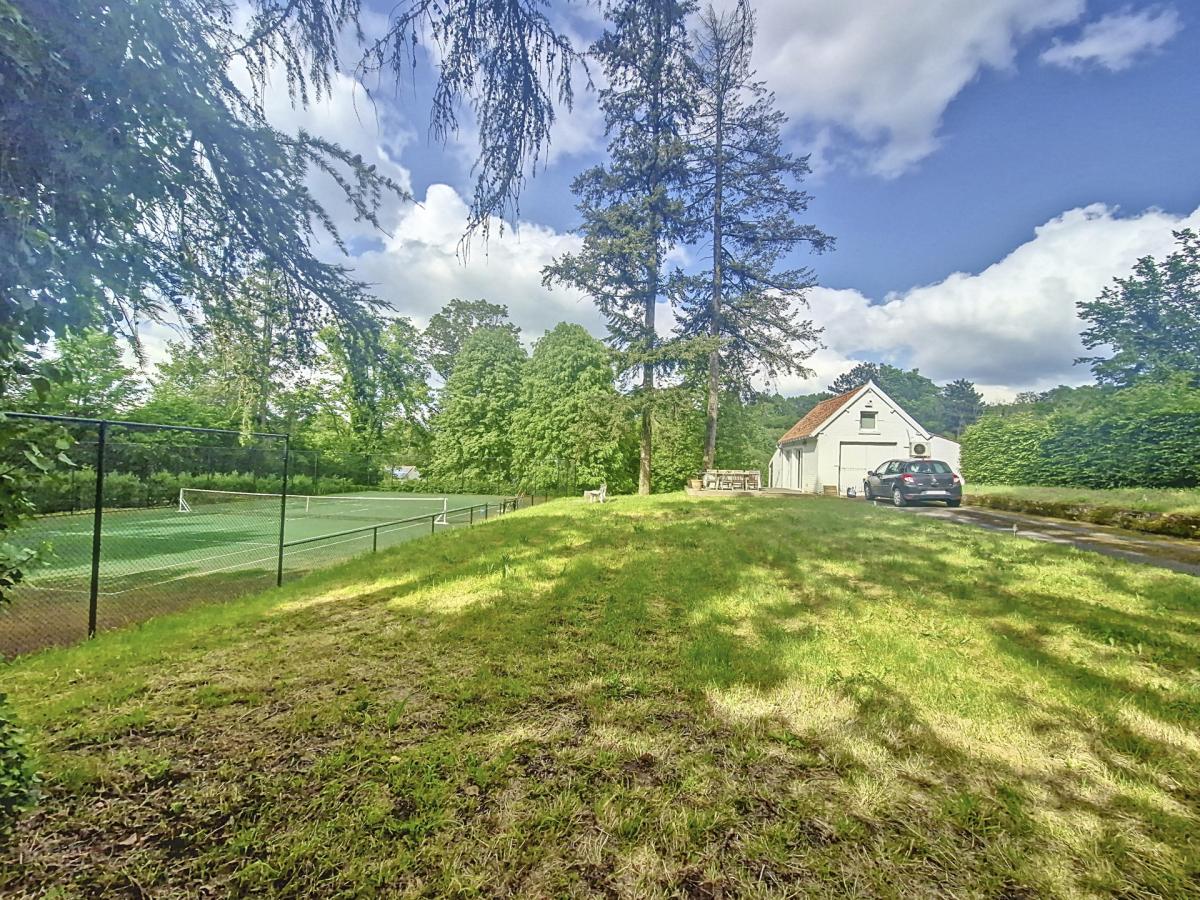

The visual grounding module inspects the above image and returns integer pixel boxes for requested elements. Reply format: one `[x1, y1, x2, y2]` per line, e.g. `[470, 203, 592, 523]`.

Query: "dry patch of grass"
[2, 494, 1199, 897]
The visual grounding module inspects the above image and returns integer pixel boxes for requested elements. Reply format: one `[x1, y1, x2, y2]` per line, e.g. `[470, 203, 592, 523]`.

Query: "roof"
[777, 386, 861, 445]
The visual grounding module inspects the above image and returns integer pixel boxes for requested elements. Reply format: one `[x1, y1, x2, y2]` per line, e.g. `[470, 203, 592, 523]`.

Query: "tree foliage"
[1077, 229, 1200, 387]
[422, 298, 519, 383]
[961, 377, 1200, 488]
[511, 324, 633, 494]
[677, 0, 831, 468]
[20, 330, 142, 419]
[545, 0, 699, 495]
[318, 318, 431, 459]
[427, 328, 526, 490]
[940, 378, 984, 438]
[1, 0, 401, 363]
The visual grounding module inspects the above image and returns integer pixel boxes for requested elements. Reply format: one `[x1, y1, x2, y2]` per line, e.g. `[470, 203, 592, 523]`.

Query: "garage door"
[838, 442, 898, 494]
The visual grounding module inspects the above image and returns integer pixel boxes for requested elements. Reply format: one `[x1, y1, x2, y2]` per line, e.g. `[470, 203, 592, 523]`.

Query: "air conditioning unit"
[911, 440, 930, 458]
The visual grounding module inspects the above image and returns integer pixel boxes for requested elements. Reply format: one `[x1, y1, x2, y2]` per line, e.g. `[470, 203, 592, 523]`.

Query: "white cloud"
[351, 184, 598, 340]
[771, 203, 1200, 400]
[1041, 5, 1182, 71]
[743, 0, 1087, 176]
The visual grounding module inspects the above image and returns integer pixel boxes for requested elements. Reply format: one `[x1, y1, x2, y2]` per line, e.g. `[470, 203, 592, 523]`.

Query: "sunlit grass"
[3, 494, 1198, 897]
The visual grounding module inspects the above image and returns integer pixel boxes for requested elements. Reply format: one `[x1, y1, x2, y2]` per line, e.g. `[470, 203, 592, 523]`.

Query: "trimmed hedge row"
[26, 470, 372, 516]
[962, 381, 1200, 489]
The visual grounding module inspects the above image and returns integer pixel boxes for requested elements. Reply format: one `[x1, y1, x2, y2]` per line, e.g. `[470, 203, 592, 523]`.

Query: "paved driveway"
[881, 501, 1200, 576]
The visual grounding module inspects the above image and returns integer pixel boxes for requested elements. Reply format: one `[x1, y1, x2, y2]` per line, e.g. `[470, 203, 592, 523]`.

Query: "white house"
[768, 381, 961, 495]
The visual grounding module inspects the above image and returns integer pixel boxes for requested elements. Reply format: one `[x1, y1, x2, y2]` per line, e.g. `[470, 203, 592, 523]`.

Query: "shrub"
[0, 693, 37, 843]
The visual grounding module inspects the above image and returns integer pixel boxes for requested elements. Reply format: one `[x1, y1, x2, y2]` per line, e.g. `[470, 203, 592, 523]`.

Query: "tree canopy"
[427, 328, 527, 490]
[511, 324, 632, 494]
[422, 299, 520, 383]
[1077, 229, 1200, 387]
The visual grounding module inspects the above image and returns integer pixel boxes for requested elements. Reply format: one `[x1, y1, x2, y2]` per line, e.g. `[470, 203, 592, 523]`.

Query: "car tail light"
[901, 473, 916, 483]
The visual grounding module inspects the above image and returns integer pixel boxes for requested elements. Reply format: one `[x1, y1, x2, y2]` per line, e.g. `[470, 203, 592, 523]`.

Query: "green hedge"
[24, 470, 375, 516]
[962, 380, 1200, 489]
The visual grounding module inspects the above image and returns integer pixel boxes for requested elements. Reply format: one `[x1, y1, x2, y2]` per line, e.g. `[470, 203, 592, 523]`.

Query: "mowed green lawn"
[3, 495, 1198, 897]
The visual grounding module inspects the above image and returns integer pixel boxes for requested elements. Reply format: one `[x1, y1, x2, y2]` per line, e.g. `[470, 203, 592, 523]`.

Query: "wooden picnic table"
[701, 469, 761, 492]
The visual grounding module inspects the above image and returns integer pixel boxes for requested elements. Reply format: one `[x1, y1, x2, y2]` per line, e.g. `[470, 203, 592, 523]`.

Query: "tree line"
[961, 230, 1200, 487]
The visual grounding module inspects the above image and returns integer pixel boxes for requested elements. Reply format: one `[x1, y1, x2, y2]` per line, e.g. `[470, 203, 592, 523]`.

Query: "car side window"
[884, 461, 899, 475]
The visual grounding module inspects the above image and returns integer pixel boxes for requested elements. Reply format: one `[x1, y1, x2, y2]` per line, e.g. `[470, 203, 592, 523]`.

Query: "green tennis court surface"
[2, 492, 511, 656]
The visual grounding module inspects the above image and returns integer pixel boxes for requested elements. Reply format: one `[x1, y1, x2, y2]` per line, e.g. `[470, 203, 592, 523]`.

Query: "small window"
[859, 411, 877, 430]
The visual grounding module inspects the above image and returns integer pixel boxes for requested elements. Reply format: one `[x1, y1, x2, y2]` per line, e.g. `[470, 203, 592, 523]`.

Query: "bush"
[0, 694, 37, 843]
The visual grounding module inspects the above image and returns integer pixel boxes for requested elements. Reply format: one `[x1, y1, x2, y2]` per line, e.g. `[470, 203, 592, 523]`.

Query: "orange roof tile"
[777, 387, 860, 445]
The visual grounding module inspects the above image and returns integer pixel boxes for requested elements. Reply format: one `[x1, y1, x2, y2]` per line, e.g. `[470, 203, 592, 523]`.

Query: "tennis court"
[2, 491, 515, 656]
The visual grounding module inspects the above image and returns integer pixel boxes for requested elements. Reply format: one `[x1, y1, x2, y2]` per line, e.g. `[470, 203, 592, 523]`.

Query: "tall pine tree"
[544, 0, 699, 494]
[679, 1, 832, 470]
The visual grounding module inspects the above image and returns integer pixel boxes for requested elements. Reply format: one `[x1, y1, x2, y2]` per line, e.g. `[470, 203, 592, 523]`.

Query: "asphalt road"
[878, 501, 1200, 577]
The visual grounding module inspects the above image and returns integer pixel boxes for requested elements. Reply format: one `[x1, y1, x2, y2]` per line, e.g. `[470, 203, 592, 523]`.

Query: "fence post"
[484, 503, 489, 520]
[276, 436, 290, 587]
[87, 420, 108, 640]
[430, 514, 436, 534]
[470, 506, 474, 525]
[373, 526, 378, 553]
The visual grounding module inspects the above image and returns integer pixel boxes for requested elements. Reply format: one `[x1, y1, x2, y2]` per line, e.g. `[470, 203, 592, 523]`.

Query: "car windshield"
[905, 460, 951, 474]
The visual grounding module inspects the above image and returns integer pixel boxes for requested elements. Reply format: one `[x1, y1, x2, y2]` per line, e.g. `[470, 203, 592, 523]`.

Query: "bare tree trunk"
[702, 78, 726, 472]
[640, 250, 658, 496]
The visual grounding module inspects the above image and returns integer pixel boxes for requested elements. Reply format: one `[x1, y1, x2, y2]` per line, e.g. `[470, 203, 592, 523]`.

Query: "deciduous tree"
[427, 328, 526, 489]
[511, 323, 632, 493]
[422, 299, 519, 382]
[1077, 229, 1200, 386]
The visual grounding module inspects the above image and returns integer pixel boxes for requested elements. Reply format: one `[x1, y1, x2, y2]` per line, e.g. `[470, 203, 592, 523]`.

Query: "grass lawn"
[3, 494, 1199, 897]
[967, 484, 1200, 517]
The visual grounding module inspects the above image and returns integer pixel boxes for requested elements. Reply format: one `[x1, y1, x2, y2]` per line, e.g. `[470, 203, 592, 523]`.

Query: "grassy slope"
[967, 484, 1200, 517]
[3, 495, 1199, 897]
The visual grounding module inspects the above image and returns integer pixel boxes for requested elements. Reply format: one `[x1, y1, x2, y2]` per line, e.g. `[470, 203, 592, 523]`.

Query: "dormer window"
[860, 411, 877, 431]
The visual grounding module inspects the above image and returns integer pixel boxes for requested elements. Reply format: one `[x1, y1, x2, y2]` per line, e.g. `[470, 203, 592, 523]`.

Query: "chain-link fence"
[0, 413, 529, 658]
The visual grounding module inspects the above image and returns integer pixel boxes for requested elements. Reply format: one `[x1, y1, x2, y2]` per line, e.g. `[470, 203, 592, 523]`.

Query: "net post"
[430, 514, 436, 534]
[484, 503, 489, 520]
[87, 420, 107, 640]
[470, 506, 474, 525]
[373, 526, 378, 553]
[277, 436, 290, 587]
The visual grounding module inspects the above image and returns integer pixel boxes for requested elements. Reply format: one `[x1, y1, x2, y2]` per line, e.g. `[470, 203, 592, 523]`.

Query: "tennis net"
[178, 488, 449, 524]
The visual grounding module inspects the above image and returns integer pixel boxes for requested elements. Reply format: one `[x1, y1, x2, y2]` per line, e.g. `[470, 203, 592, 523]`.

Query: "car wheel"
[947, 499, 961, 508]
[892, 487, 906, 507]
[863, 483, 873, 501]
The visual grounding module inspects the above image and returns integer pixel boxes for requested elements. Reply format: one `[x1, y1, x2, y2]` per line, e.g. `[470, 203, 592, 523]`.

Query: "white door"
[838, 442, 898, 495]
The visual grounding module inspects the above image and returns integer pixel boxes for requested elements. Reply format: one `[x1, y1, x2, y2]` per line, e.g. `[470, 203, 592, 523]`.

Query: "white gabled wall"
[772, 383, 962, 495]
[930, 435, 962, 473]
[812, 386, 908, 494]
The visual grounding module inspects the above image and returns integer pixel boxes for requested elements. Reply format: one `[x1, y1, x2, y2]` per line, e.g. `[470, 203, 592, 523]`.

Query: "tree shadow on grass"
[6, 495, 1200, 897]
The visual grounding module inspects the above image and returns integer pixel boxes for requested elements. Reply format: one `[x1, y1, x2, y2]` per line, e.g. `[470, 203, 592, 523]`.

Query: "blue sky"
[256, 0, 1199, 399]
